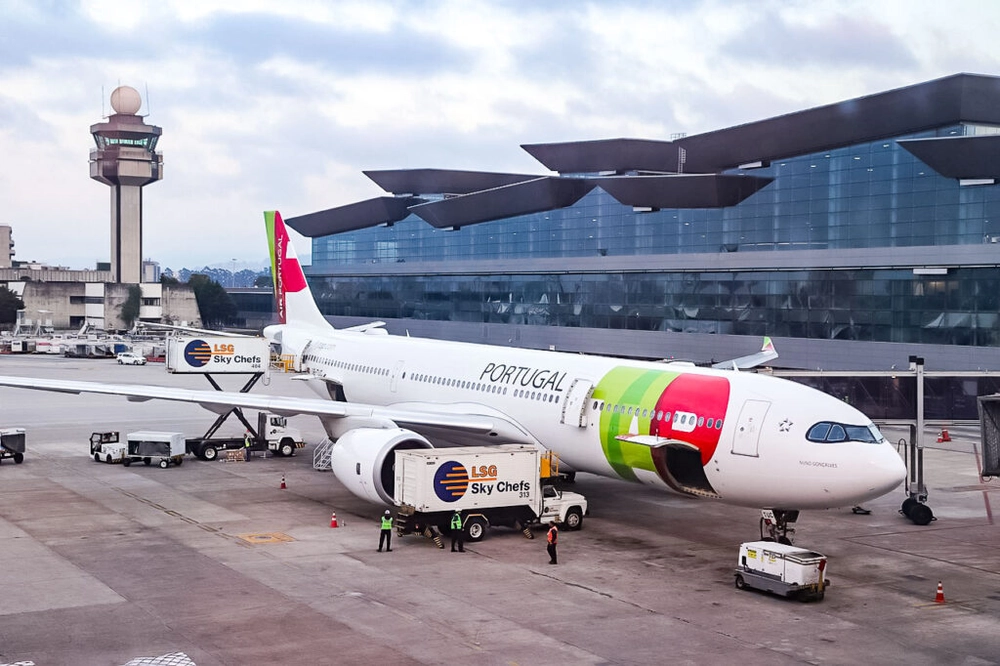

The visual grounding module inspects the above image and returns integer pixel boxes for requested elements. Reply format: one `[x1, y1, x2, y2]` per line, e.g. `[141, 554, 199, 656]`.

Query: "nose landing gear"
[760, 509, 799, 545]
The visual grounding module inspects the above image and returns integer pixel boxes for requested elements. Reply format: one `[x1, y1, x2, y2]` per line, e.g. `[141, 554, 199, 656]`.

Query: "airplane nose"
[867, 447, 907, 497]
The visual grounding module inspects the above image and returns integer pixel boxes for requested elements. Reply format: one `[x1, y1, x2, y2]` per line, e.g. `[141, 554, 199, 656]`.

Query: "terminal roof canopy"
[287, 73, 1000, 238]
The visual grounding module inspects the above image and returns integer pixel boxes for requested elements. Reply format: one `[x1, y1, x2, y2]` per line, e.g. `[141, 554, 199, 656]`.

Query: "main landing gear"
[760, 509, 799, 545]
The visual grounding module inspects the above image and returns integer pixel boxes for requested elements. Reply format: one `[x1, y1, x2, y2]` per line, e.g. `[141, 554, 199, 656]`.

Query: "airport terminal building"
[286, 73, 1000, 376]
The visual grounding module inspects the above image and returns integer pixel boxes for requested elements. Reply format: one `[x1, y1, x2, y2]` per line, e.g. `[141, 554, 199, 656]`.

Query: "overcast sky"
[1, 0, 998, 272]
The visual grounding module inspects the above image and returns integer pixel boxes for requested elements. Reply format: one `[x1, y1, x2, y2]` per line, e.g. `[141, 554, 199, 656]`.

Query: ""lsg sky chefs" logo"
[433, 460, 529, 502]
[182, 339, 263, 368]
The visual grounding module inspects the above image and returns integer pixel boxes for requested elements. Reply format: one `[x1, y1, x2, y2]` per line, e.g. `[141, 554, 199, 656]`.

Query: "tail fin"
[265, 211, 333, 330]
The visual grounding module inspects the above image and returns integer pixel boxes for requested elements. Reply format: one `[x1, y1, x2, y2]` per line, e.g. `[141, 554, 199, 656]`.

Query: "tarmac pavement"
[0, 355, 998, 665]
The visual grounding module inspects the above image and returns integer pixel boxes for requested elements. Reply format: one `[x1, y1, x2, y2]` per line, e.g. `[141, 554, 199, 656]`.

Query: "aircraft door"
[731, 399, 770, 457]
[390, 361, 404, 393]
[560, 379, 594, 427]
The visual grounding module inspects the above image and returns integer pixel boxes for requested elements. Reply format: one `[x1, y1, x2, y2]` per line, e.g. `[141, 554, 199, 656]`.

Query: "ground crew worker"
[450, 510, 465, 552]
[546, 521, 558, 564]
[243, 431, 252, 461]
[378, 510, 393, 552]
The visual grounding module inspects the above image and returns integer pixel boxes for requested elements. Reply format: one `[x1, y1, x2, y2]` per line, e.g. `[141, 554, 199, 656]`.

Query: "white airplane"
[0, 211, 905, 540]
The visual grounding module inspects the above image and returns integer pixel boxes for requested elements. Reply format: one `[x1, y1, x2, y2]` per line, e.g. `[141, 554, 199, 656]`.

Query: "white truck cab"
[539, 484, 589, 530]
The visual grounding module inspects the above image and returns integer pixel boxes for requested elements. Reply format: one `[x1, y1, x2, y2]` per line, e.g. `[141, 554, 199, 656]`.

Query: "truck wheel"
[279, 439, 295, 457]
[123, 458, 132, 467]
[202, 446, 218, 461]
[735, 574, 746, 590]
[106, 454, 113, 464]
[159, 459, 169, 469]
[563, 507, 584, 530]
[465, 516, 488, 542]
[143, 457, 151, 466]
[13, 452, 24, 464]
[94, 453, 101, 462]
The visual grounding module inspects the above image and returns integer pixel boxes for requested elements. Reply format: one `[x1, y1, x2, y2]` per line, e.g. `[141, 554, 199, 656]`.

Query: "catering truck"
[734, 541, 829, 601]
[185, 412, 304, 460]
[393, 444, 587, 542]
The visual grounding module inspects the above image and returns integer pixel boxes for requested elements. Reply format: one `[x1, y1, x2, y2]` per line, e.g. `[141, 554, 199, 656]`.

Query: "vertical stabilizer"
[264, 211, 333, 330]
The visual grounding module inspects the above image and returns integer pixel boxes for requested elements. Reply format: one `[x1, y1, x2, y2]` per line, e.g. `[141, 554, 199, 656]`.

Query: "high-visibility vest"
[547, 526, 558, 544]
[244, 434, 251, 447]
[380, 515, 393, 530]
[451, 513, 462, 530]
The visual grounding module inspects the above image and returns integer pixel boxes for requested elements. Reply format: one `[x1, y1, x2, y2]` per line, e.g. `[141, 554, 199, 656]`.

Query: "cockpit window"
[807, 421, 883, 444]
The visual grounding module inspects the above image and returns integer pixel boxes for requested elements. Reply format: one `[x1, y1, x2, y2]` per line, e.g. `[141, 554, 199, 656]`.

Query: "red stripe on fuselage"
[650, 374, 730, 465]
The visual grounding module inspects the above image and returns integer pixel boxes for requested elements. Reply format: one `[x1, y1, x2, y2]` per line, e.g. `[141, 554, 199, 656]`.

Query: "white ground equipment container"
[90, 431, 126, 463]
[124, 431, 186, 469]
[735, 541, 829, 601]
[0, 427, 26, 464]
[394, 445, 587, 542]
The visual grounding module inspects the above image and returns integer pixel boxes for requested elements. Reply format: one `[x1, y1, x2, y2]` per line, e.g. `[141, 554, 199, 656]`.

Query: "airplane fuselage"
[273, 324, 905, 510]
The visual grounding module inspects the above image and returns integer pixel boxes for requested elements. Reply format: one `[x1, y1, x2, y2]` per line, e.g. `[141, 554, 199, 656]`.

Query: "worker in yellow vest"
[450, 510, 465, 552]
[378, 510, 393, 552]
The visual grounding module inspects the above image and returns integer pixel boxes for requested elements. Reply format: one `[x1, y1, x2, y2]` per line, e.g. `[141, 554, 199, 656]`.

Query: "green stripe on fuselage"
[594, 367, 680, 481]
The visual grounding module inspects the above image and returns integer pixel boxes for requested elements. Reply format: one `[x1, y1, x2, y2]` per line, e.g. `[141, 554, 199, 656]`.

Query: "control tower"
[89, 86, 163, 283]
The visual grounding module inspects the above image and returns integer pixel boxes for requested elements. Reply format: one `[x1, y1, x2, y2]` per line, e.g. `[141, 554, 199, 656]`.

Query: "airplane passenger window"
[698, 417, 704, 427]
[707, 418, 714, 428]
[715, 420, 723, 429]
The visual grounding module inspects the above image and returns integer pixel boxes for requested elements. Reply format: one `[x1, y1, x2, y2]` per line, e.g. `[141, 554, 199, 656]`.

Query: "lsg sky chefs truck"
[393, 444, 587, 542]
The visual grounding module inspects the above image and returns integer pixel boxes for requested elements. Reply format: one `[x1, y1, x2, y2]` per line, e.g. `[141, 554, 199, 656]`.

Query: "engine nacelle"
[329, 427, 432, 504]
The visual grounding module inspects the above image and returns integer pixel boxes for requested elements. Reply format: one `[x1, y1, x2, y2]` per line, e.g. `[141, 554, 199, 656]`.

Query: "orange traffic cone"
[330, 512, 339, 528]
[280, 474, 286, 490]
[937, 429, 951, 443]
[935, 581, 945, 603]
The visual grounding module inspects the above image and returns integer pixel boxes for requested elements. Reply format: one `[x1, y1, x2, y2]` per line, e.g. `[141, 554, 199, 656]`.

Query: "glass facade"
[309, 267, 1000, 347]
[312, 124, 1000, 266]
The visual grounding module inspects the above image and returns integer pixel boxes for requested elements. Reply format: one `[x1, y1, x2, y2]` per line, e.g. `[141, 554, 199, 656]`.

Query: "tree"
[188, 274, 237, 326]
[160, 274, 179, 285]
[253, 273, 272, 289]
[119, 284, 142, 329]
[0, 285, 23, 325]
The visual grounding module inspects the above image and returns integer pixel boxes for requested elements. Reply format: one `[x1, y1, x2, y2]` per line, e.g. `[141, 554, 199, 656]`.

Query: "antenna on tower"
[143, 83, 150, 118]
[101, 85, 106, 119]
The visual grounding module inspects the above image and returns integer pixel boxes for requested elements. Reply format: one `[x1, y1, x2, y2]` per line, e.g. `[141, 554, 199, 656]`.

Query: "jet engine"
[329, 427, 432, 504]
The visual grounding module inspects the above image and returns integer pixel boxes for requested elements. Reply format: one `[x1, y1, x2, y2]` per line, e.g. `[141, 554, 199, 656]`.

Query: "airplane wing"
[137, 322, 254, 338]
[0, 375, 534, 443]
[711, 336, 778, 370]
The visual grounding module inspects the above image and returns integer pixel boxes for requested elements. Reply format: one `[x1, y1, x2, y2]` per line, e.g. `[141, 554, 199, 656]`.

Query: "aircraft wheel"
[159, 459, 169, 469]
[901, 497, 918, 517]
[735, 574, 746, 590]
[909, 503, 934, 526]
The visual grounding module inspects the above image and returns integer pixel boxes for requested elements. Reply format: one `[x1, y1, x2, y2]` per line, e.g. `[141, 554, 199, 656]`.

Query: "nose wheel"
[760, 509, 798, 545]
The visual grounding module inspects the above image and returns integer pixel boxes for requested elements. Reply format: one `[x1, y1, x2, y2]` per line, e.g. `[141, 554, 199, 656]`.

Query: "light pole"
[231, 258, 237, 288]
